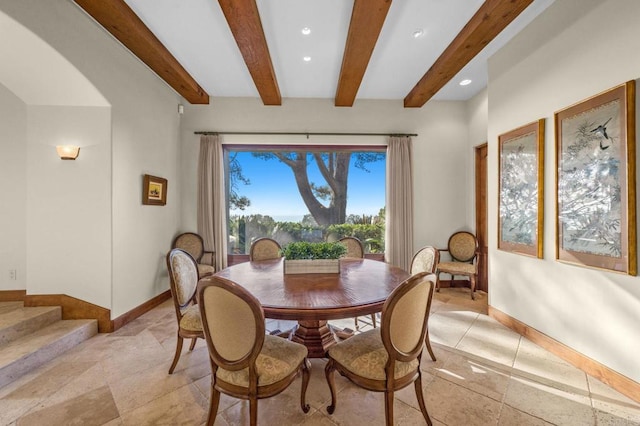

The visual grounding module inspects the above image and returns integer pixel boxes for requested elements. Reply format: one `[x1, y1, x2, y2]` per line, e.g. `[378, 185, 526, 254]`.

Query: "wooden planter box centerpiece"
[281, 241, 346, 274]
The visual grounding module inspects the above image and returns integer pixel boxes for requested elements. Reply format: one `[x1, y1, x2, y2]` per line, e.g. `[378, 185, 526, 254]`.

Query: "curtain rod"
[194, 131, 417, 137]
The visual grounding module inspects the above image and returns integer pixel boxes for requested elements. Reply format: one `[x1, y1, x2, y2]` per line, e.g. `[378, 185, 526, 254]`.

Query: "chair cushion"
[197, 263, 215, 277]
[437, 261, 476, 275]
[216, 335, 307, 387]
[179, 304, 203, 331]
[327, 329, 418, 381]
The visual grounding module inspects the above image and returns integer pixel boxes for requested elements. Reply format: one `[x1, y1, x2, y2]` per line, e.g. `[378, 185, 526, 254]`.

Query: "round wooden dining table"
[212, 257, 410, 357]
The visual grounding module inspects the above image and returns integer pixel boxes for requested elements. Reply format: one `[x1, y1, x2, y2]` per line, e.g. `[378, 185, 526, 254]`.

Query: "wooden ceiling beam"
[218, 0, 281, 106]
[335, 0, 392, 107]
[74, 0, 209, 104]
[404, 0, 533, 108]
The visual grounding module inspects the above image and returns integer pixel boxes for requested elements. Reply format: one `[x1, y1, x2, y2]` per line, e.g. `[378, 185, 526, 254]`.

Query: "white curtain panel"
[386, 136, 414, 271]
[198, 134, 228, 270]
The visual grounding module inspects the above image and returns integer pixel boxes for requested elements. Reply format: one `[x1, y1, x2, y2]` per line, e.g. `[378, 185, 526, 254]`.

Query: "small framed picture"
[142, 174, 167, 206]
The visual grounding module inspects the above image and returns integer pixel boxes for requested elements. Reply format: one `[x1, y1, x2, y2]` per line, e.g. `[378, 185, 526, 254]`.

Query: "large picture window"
[225, 146, 386, 262]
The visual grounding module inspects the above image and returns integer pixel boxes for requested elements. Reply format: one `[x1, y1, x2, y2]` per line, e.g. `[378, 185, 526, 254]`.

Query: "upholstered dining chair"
[436, 231, 479, 300]
[166, 248, 204, 374]
[324, 272, 436, 426]
[172, 232, 215, 277]
[198, 275, 311, 426]
[339, 237, 375, 330]
[410, 246, 440, 361]
[249, 237, 282, 261]
[339, 236, 365, 258]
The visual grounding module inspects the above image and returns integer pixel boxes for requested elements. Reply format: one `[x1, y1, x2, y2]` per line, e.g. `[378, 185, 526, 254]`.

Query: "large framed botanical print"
[498, 119, 545, 258]
[555, 81, 636, 274]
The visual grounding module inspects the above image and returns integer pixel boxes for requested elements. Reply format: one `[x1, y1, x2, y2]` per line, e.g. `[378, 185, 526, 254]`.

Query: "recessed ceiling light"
[301, 27, 311, 35]
[412, 29, 424, 39]
[459, 79, 472, 86]
[303, 56, 311, 62]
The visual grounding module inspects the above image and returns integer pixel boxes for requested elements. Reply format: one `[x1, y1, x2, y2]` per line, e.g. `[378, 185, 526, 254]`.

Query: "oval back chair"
[436, 231, 479, 299]
[249, 237, 282, 261]
[409, 246, 440, 361]
[325, 272, 436, 426]
[166, 248, 204, 374]
[339, 236, 364, 259]
[198, 276, 311, 425]
[172, 232, 215, 277]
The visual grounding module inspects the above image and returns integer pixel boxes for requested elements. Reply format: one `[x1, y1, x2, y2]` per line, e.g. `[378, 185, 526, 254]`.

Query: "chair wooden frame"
[172, 232, 215, 276]
[166, 248, 204, 374]
[249, 237, 282, 261]
[410, 246, 440, 361]
[198, 276, 311, 425]
[436, 231, 479, 300]
[325, 272, 435, 426]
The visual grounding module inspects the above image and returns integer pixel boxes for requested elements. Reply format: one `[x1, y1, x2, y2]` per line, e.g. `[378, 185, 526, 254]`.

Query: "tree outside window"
[225, 147, 386, 258]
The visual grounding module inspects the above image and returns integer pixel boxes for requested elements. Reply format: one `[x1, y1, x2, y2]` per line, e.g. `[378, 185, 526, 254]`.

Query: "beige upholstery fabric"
[170, 252, 198, 306]
[339, 237, 364, 258]
[250, 239, 281, 261]
[410, 247, 437, 274]
[328, 329, 418, 380]
[173, 233, 215, 276]
[448, 233, 477, 261]
[437, 261, 476, 275]
[197, 263, 215, 277]
[204, 286, 257, 361]
[389, 282, 429, 353]
[174, 233, 204, 260]
[179, 304, 203, 332]
[216, 335, 308, 387]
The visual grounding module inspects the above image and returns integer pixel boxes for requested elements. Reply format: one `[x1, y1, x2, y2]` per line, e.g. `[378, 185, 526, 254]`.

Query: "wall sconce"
[56, 145, 80, 160]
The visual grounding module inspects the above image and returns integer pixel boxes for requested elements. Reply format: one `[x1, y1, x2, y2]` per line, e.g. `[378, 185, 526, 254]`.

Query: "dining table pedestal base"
[291, 320, 336, 358]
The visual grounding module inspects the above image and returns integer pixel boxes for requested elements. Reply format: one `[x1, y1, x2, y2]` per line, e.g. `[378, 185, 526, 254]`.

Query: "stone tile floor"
[1, 288, 639, 425]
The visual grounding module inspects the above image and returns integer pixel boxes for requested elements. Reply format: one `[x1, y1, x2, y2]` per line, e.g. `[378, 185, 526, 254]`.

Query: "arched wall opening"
[0, 9, 113, 309]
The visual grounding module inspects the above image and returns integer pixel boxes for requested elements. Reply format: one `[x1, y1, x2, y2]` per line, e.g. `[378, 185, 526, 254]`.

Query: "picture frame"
[498, 119, 545, 258]
[142, 174, 167, 206]
[555, 81, 636, 275]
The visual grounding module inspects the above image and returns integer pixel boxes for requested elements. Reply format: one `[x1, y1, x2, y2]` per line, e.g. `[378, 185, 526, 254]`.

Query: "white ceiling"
[123, 0, 555, 102]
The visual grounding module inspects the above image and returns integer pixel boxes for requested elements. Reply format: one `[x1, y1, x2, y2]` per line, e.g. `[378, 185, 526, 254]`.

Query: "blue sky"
[229, 151, 386, 221]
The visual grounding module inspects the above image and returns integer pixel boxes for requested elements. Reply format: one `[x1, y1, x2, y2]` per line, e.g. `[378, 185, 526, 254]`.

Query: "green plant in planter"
[280, 241, 347, 260]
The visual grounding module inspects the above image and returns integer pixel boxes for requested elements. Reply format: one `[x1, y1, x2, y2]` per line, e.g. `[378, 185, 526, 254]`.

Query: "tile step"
[0, 304, 62, 346]
[0, 319, 98, 388]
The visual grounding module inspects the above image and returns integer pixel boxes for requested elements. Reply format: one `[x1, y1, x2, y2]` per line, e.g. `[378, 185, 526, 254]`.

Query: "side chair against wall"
[198, 275, 311, 426]
[249, 237, 282, 261]
[172, 232, 215, 277]
[166, 248, 204, 374]
[410, 246, 440, 361]
[338, 237, 376, 330]
[324, 272, 436, 426]
[436, 231, 479, 300]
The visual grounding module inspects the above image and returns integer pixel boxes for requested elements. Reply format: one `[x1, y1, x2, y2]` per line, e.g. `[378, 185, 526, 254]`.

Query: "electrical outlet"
[9, 269, 17, 280]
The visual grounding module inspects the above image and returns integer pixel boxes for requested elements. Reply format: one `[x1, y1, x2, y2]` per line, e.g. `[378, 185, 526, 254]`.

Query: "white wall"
[0, 0, 183, 317]
[0, 84, 26, 290]
[488, 0, 640, 382]
[180, 98, 473, 253]
[26, 106, 111, 307]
